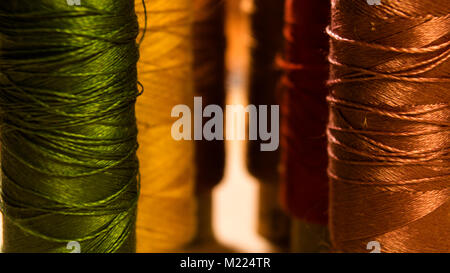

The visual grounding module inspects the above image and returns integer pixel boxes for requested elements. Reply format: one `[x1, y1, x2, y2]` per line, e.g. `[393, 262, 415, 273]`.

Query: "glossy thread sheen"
[0, 0, 141, 253]
[328, 0, 450, 253]
[135, 0, 197, 253]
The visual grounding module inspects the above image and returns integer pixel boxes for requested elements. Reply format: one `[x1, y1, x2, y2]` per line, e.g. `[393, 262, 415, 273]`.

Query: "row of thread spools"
[1, 0, 447, 253]
[136, 0, 450, 253]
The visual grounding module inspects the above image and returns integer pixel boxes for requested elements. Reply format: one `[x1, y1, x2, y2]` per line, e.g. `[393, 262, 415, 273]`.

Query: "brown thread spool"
[328, 0, 450, 252]
[279, 0, 331, 252]
[246, 0, 290, 247]
[191, 0, 226, 244]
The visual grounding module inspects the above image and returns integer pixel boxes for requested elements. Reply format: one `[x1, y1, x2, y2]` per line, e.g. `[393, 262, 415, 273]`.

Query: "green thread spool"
[0, 0, 140, 253]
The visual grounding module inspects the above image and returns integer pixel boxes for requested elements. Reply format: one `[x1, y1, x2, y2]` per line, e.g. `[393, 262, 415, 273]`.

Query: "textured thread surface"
[135, 0, 196, 253]
[328, 0, 450, 252]
[0, 0, 140, 253]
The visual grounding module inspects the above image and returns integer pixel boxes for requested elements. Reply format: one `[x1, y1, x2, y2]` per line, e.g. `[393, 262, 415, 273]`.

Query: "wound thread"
[135, 0, 197, 252]
[328, 0, 450, 252]
[0, 0, 140, 253]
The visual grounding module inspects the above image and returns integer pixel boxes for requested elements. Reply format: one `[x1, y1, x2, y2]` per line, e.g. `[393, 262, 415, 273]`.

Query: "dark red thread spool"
[192, 0, 226, 244]
[280, 0, 331, 251]
[247, 0, 289, 247]
[193, 0, 226, 192]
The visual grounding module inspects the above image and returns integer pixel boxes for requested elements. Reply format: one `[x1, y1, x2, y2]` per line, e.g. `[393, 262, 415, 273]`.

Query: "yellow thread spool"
[135, 0, 196, 252]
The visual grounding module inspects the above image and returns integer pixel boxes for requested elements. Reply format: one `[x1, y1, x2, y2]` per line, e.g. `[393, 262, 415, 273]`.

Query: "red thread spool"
[280, 0, 330, 226]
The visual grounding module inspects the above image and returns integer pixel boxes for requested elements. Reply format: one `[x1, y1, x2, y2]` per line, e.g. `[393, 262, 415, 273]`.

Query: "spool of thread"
[0, 0, 140, 252]
[246, 0, 289, 246]
[191, 0, 226, 243]
[279, 0, 330, 252]
[193, 0, 226, 192]
[135, 0, 197, 252]
[247, 0, 284, 183]
[328, 0, 449, 253]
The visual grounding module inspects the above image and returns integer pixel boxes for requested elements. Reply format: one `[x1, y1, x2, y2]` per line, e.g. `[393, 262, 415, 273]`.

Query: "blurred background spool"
[135, 0, 197, 252]
[191, 0, 226, 246]
[246, 0, 290, 248]
[328, 0, 449, 252]
[279, 0, 330, 252]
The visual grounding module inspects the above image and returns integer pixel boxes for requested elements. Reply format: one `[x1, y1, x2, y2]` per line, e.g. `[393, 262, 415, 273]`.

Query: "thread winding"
[328, 0, 450, 252]
[135, 0, 197, 252]
[0, 0, 140, 253]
